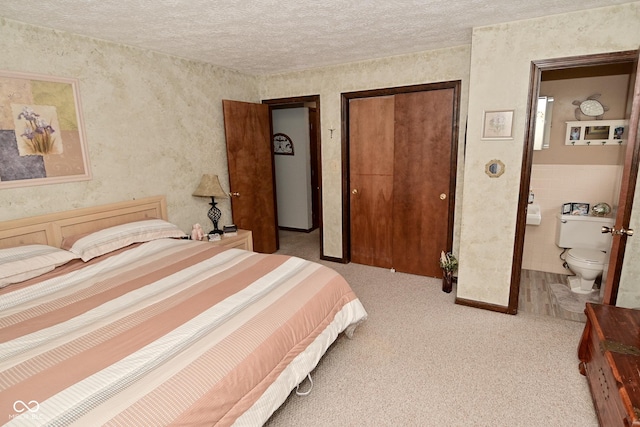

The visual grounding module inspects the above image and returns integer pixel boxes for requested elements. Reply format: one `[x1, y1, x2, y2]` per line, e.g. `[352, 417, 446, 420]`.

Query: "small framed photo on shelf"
[570, 202, 589, 216]
[482, 110, 514, 140]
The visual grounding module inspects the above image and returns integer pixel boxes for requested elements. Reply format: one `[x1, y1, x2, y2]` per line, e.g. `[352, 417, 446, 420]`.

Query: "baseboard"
[278, 226, 315, 233]
[320, 254, 348, 264]
[455, 297, 515, 315]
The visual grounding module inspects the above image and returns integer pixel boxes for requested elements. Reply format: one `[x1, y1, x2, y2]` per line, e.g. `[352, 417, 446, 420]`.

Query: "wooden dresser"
[578, 303, 640, 426]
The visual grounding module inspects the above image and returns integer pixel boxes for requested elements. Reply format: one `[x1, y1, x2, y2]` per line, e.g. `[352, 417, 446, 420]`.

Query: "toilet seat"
[567, 248, 606, 267]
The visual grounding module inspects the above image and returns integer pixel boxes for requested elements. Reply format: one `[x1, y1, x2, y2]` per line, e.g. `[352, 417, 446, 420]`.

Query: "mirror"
[485, 159, 505, 178]
[533, 96, 554, 150]
[584, 125, 610, 140]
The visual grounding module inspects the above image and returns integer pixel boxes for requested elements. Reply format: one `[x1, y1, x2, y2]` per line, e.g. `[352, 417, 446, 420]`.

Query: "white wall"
[273, 108, 313, 230]
[0, 17, 259, 233]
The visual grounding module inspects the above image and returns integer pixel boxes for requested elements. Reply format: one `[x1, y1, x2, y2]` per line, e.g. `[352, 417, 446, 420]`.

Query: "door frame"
[509, 50, 638, 313]
[262, 95, 324, 254]
[341, 81, 461, 263]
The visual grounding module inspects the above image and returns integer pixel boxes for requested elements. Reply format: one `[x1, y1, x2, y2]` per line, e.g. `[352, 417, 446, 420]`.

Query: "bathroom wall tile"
[523, 164, 622, 275]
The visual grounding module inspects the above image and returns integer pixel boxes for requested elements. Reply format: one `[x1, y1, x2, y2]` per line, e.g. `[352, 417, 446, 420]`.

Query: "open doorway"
[262, 96, 322, 255]
[511, 50, 640, 316]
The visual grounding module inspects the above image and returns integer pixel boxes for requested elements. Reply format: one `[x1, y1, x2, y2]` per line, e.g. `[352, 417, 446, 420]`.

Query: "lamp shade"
[192, 174, 229, 198]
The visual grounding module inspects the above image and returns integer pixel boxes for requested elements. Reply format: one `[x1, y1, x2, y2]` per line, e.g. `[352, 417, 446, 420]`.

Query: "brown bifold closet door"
[348, 88, 456, 278]
[349, 96, 395, 268]
[392, 89, 455, 277]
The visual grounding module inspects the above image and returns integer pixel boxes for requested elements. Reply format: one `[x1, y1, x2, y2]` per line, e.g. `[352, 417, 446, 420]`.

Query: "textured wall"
[259, 46, 472, 258]
[0, 17, 258, 233]
[457, 3, 640, 307]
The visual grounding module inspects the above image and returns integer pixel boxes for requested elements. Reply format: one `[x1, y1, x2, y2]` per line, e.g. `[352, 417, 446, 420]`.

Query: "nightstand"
[207, 229, 253, 251]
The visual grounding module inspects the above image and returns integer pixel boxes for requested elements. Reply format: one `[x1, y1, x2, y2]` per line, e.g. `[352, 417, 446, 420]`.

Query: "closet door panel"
[392, 89, 455, 277]
[349, 96, 395, 267]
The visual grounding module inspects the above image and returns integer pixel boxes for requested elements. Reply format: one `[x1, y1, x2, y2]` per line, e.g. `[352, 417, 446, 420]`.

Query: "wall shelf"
[565, 120, 628, 146]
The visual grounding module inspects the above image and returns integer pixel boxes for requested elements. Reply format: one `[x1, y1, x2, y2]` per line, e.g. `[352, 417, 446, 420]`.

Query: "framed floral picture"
[0, 70, 91, 189]
[482, 110, 514, 140]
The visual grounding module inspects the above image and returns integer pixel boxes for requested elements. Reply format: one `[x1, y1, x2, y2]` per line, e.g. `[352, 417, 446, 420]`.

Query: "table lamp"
[193, 174, 229, 235]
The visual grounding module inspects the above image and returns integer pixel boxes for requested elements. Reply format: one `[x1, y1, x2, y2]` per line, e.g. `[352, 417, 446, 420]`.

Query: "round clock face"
[273, 133, 294, 155]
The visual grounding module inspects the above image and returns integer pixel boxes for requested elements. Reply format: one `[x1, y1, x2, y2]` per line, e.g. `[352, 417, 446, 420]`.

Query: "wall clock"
[273, 133, 294, 155]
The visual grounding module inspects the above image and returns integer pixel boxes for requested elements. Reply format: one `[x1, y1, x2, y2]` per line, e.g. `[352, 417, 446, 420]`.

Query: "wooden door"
[348, 88, 457, 277]
[603, 50, 640, 304]
[309, 107, 320, 230]
[392, 89, 455, 277]
[349, 96, 395, 267]
[222, 99, 278, 253]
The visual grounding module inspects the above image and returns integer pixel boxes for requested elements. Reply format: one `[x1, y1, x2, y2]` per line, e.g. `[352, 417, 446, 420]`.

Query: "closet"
[348, 83, 459, 277]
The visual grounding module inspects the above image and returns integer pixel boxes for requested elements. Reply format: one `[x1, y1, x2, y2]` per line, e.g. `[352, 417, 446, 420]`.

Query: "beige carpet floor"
[264, 230, 598, 427]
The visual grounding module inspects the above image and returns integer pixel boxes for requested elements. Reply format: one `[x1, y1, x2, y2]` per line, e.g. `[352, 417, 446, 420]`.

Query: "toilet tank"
[555, 214, 615, 251]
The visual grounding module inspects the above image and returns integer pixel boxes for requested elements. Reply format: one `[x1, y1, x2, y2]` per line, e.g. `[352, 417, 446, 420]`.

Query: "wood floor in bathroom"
[518, 269, 598, 322]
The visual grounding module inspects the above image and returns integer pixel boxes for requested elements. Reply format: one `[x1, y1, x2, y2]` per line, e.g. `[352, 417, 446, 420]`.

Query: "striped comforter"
[0, 239, 367, 426]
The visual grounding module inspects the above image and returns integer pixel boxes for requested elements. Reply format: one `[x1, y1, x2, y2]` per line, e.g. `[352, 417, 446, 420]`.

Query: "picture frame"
[482, 110, 514, 140]
[564, 120, 627, 146]
[570, 202, 590, 216]
[0, 70, 91, 189]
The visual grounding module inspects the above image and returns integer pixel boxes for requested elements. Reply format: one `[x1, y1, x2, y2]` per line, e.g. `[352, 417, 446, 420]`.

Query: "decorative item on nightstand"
[193, 174, 229, 235]
[223, 224, 238, 236]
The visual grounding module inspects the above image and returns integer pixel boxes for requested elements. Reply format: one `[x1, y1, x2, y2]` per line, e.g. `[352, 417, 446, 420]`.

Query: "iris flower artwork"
[0, 70, 90, 188]
[15, 105, 61, 155]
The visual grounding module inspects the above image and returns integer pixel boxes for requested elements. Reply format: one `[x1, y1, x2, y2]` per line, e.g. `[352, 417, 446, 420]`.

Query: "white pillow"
[62, 219, 186, 261]
[0, 244, 79, 288]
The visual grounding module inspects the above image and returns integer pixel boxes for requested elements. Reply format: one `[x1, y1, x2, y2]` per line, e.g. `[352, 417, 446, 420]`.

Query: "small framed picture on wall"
[482, 110, 514, 140]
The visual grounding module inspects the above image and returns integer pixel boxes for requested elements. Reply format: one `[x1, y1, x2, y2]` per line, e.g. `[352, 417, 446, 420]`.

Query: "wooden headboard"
[0, 196, 168, 249]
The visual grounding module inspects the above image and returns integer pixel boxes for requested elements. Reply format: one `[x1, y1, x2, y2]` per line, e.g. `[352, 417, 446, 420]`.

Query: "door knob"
[602, 226, 634, 236]
[440, 193, 447, 200]
[352, 189, 358, 195]
[229, 192, 240, 197]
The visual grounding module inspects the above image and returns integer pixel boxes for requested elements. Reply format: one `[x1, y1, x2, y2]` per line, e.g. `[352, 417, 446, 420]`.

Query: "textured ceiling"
[0, 0, 633, 75]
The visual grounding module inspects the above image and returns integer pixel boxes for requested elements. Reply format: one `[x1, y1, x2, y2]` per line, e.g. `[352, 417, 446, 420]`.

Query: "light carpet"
[265, 230, 597, 427]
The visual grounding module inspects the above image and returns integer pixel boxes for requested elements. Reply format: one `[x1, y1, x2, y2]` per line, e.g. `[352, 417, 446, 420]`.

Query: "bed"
[0, 196, 367, 426]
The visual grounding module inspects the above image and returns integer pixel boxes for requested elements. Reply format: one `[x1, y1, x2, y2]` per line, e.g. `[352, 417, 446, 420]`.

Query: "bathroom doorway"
[511, 50, 640, 316]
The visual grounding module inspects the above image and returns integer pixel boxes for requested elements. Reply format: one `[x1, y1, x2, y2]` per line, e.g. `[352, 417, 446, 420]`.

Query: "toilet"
[555, 214, 614, 294]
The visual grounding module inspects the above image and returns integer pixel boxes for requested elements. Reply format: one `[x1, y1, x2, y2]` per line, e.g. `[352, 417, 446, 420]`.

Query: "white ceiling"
[0, 1, 633, 75]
